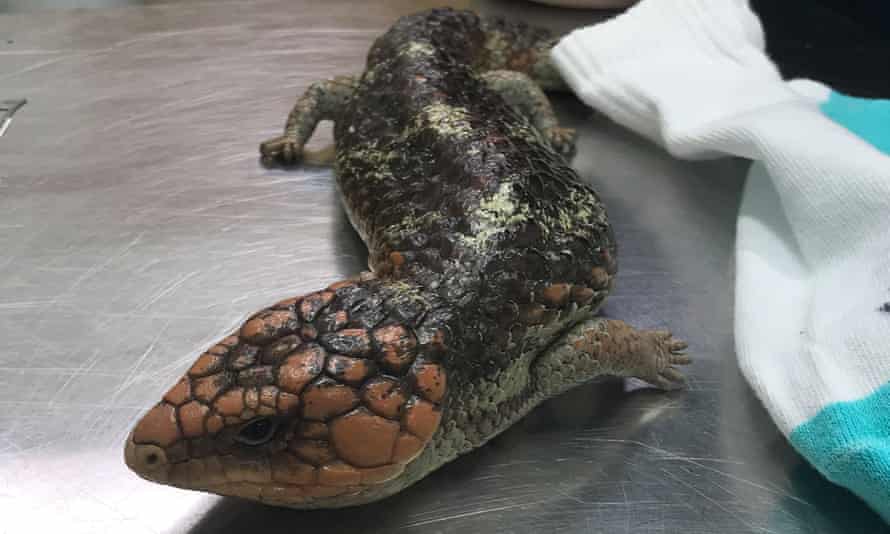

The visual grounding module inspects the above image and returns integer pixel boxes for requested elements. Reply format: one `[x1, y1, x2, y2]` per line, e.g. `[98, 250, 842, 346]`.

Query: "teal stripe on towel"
[821, 92, 890, 154]
[790, 381, 890, 523]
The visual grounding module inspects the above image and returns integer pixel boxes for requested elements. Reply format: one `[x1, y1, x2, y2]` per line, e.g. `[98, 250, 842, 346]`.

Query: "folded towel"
[551, 0, 890, 522]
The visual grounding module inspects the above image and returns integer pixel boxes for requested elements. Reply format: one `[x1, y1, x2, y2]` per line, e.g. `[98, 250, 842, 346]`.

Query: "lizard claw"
[643, 329, 691, 391]
[669, 339, 689, 353]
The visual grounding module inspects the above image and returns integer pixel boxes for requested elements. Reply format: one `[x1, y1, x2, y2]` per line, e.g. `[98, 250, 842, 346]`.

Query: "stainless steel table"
[1, 1, 887, 532]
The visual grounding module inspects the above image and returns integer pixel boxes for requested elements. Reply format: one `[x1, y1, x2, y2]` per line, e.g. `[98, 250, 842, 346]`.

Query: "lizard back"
[335, 8, 617, 379]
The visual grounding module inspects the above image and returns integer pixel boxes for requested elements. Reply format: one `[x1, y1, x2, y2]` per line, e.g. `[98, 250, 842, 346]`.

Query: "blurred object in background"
[524, 0, 889, 96]
[526, 0, 889, 97]
[0, 0, 139, 11]
[750, 0, 890, 98]
[526, 0, 636, 8]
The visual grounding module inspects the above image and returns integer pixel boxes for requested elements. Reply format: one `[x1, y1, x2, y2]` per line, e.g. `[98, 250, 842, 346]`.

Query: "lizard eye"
[235, 417, 279, 446]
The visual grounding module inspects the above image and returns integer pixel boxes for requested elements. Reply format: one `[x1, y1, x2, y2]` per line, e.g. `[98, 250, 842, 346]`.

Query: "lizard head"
[124, 277, 447, 508]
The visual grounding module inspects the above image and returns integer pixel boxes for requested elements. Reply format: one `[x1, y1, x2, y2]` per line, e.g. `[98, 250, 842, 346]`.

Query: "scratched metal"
[0, 1, 887, 533]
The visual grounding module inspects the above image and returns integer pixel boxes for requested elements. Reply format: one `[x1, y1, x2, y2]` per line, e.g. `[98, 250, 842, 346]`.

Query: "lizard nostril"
[125, 437, 170, 483]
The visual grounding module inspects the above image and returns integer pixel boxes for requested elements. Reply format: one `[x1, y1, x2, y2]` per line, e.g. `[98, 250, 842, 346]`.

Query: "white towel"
[551, 0, 890, 522]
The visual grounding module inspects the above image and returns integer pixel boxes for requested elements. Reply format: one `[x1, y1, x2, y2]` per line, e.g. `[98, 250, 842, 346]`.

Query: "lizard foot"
[532, 318, 692, 399]
[546, 126, 577, 158]
[637, 329, 691, 391]
[259, 134, 303, 167]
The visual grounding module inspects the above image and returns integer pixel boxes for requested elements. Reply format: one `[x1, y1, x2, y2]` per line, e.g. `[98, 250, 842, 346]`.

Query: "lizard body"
[125, 8, 689, 509]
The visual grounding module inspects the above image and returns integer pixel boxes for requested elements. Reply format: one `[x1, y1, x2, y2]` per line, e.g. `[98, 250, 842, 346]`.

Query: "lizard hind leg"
[532, 318, 691, 400]
[481, 70, 577, 157]
[260, 75, 356, 166]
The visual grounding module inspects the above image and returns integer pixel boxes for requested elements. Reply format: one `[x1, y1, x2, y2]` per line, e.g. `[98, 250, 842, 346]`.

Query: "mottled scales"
[125, 7, 690, 509]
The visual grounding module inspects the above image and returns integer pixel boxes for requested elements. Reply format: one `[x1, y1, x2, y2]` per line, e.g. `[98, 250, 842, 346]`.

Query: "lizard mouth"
[123, 431, 405, 508]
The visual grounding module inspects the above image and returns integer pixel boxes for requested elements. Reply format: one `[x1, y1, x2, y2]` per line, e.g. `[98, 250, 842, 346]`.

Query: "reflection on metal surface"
[0, 0, 142, 13]
[0, 98, 26, 137]
[0, 1, 887, 533]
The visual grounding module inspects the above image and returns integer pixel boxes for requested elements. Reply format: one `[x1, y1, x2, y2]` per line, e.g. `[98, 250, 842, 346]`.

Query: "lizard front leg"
[481, 70, 576, 157]
[441, 317, 690, 460]
[533, 317, 691, 399]
[260, 75, 356, 166]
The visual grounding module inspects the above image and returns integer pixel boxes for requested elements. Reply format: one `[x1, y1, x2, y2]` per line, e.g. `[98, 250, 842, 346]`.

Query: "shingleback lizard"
[124, 8, 690, 509]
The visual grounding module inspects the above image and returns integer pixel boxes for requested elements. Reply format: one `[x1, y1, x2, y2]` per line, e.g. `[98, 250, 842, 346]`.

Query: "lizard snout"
[125, 434, 170, 483]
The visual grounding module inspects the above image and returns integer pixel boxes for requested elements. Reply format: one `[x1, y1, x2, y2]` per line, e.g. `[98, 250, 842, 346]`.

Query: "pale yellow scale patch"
[383, 211, 444, 241]
[548, 189, 602, 237]
[342, 141, 395, 185]
[415, 103, 474, 140]
[401, 41, 436, 57]
[461, 181, 535, 251]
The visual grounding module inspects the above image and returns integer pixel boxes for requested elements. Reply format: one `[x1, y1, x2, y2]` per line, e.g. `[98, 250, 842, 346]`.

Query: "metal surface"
[0, 99, 25, 137]
[0, 1, 887, 532]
